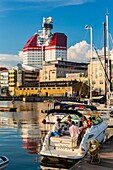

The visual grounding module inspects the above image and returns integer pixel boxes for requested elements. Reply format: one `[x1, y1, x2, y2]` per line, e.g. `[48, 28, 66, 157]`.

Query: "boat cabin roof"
[54, 102, 97, 111]
[47, 109, 83, 117]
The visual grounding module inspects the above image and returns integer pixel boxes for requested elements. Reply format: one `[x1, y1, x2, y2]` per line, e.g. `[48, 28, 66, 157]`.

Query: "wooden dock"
[0, 107, 17, 112]
[70, 136, 113, 170]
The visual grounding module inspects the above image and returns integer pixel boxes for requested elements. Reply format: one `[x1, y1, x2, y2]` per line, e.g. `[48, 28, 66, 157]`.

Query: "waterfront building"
[15, 59, 89, 97]
[0, 70, 9, 87]
[8, 64, 40, 96]
[15, 79, 89, 97]
[12, 64, 40, 87]
[0, 67, 8, 86]
[0, 69, 9, 96]
[8, 69, 17, 96]
[40, 60, 88, 81]
[22, 64, 40, 85]
[0, 67, 8, 95]
[88, 57, 113, 95]
[20, 17, 67, 67]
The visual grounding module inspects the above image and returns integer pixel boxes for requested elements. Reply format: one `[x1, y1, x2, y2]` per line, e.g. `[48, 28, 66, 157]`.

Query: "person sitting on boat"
[64, 115, 72, 128]
[82, 116, 88, 128]
[52, 118, 63, 137]
[87, 117, 93, 128]
[79, 116, 88, 138]
[69, 121, 80, 139]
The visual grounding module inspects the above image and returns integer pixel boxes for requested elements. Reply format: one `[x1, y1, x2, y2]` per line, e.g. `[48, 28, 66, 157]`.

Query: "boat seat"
[50, 135, 78, 150]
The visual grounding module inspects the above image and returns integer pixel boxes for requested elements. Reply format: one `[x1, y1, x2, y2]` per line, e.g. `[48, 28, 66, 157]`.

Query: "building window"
[92, 81, 96, 84]
[100, 80, 103, 84]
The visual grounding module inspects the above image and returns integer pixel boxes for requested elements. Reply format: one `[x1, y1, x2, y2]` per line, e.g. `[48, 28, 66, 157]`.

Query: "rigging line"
[109, 33, 113, 49]
[93, 46, 110, 86]
[94, 26, 103, 49]
[83, 29, 89, 41]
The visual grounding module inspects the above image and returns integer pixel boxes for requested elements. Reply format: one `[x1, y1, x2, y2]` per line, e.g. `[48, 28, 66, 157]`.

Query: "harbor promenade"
[70, 135, 113, 170]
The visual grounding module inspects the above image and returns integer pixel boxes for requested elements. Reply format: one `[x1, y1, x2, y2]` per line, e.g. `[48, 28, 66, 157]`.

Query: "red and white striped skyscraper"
[21, 17, 67, 67]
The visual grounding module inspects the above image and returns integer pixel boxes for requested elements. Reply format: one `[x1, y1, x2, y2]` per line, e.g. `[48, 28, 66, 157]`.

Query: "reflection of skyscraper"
[21, 123, 41, 154]
[20, 17, 67, 67]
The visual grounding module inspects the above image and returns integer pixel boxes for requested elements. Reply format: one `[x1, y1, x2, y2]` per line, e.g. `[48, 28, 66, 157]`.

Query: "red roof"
[49, 33, 67, 47]
[23, 34, 38, 51]
[0, 67, 8, 71]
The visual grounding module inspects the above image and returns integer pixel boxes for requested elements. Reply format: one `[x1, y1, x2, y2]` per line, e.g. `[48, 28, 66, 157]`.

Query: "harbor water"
[0, 101, 53, 170]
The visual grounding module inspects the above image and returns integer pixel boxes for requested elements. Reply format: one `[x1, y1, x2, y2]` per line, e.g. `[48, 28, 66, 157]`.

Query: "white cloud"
[0, 54, 22, 69]
[67, 41, 110, 62]
[67, 40, 91, 62]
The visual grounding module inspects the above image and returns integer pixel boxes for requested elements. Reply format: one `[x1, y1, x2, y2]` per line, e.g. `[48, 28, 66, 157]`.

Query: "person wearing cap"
[52, 118, 63, 137]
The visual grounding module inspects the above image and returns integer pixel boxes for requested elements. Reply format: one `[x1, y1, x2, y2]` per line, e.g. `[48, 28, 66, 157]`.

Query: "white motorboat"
[0, 156, 9, 170]
[40, 110, 108, 167]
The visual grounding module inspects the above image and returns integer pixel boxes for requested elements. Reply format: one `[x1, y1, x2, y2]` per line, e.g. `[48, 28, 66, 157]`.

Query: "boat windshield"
[61, 114, 81, 122]
[93, 116, 103, 125]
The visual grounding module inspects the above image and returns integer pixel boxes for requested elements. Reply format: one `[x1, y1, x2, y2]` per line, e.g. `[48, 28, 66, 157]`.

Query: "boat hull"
[40, 155, 81, 168]
[0, 156, 9, 170]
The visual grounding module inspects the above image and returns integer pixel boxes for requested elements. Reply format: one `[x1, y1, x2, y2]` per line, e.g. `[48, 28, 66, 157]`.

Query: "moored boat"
[0, 156, 9, 170]
[40, 110, 108, 168]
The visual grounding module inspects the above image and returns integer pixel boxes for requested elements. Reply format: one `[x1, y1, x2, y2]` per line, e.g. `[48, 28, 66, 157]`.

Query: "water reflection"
[0, 101, 55, 170]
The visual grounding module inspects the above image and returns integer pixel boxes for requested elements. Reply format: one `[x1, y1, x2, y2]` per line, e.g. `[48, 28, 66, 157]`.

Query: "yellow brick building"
[15, 79, 89, 97]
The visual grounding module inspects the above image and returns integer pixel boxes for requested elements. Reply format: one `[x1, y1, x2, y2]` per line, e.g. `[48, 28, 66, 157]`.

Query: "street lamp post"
[85, 25, 93, 104]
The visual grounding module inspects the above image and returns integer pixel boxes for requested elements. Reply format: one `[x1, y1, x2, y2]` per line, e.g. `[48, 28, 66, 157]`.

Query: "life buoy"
[87, 139, 100, 164]
[88, 139, 99, 154]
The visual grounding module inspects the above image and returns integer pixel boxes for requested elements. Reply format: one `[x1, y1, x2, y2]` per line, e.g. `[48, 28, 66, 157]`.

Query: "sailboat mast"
[106, 12, 111, 106]
[85, 25, 93, 104]
[90, 26, 93, 104]
[104, 22, 107, 107]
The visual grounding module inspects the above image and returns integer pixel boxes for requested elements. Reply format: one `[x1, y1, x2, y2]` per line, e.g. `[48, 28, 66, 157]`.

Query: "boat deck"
[70, 136, 113, 170]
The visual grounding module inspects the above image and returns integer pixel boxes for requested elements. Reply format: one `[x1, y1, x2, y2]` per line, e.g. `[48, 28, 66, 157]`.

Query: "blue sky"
[0, 0, 113, 68]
